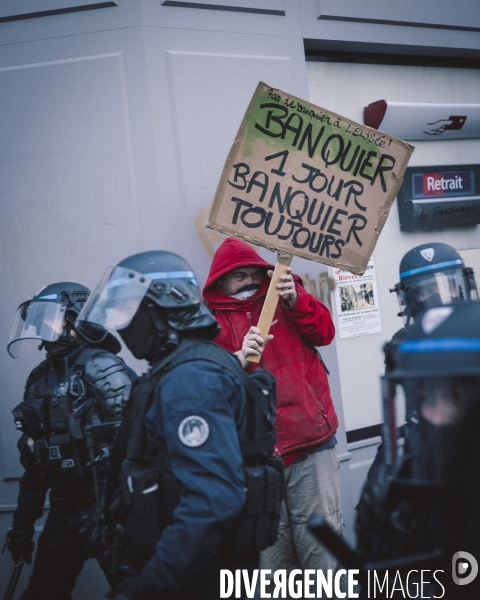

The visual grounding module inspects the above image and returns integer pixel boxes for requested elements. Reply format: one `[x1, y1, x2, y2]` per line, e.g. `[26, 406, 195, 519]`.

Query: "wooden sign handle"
[247, 251, 293, 363]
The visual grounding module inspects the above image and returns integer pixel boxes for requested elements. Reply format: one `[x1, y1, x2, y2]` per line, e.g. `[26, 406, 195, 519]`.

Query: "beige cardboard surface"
[208, 82, 414, 275]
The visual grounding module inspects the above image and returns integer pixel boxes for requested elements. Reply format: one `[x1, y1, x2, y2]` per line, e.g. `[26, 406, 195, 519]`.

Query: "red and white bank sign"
[364, 101, 480, 141]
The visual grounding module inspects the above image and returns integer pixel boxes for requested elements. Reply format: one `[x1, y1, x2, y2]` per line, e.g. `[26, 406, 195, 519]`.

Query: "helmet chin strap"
[146, 304, 179, 353]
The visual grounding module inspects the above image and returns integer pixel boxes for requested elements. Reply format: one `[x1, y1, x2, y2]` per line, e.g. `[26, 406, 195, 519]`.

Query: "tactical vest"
[13, 345, 120, 481]
[107, 337, 284, 562]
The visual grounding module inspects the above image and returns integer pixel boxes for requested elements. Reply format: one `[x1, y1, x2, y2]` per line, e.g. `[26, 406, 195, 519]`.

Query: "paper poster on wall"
[207, 81, 414, 275]
[333, 258, 382, 339]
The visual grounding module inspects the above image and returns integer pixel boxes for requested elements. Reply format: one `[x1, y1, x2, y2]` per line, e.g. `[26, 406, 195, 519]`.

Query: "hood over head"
[203, 237, 274, 298]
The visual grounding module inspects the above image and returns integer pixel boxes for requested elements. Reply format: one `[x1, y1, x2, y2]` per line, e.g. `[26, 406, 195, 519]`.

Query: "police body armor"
[13, 344, 132, 482]
[107, 338, 284, 568]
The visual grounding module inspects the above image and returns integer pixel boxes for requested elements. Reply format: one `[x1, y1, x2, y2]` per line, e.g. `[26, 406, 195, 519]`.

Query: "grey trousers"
[261, 447, 343, 573]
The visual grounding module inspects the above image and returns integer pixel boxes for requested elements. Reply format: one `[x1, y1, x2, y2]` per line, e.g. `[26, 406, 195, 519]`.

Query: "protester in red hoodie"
[203, 236, 343, 577]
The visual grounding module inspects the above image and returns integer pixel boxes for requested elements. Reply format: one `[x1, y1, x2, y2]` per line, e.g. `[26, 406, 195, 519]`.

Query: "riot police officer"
[6, 282, 135, 600]
[390, 241, 478, 333]
[356, 302, 480, 598]
[75, 251, 278, 600]
[389, 242, 477, 442]
[366, 243, 479, 478]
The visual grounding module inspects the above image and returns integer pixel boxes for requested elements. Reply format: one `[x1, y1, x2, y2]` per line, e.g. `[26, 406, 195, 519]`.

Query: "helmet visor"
[394, 288, 408, 326]
[402, 268, 470, 318]
[75, 266, 152, 342]
[8, 300, 67, 358]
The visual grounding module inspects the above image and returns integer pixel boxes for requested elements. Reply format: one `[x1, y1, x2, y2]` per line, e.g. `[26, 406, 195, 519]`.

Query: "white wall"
[307, 60, 480, 432]
[1, 2, 480, 589]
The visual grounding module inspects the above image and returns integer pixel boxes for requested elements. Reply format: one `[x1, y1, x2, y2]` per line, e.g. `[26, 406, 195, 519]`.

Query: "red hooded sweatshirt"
[203, 237, 338, 466]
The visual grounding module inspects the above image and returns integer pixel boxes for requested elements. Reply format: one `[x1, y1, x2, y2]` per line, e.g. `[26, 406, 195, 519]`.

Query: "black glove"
[6, 528, 35, 564]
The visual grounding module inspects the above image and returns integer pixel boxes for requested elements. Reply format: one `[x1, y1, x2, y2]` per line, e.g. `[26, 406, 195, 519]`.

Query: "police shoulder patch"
[178, 415, 209, 447]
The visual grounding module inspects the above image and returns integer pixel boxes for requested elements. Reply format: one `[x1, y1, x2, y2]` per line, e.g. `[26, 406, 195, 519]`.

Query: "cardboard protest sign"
[208, 82, 414, 275]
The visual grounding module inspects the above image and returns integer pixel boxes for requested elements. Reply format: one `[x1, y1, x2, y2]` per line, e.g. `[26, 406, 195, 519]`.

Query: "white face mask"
[231, 288, 259, 301]
[230, 282, 260, 301]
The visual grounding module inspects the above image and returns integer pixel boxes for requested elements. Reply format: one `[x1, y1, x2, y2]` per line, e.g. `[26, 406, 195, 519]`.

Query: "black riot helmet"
[8, 282, 90, 358]
[75, 251, 219, 361]
[391, 243, 478, 327]
[382, 303, 480, 488]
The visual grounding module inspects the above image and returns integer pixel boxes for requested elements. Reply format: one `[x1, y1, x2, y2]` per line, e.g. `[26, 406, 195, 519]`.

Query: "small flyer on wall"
[332, 257, 382, 339]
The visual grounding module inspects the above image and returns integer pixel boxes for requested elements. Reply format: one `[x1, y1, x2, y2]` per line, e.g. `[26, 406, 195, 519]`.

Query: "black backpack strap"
[24, 345, 97, 392]
[23, 347, 95, 397]
[23, 360, 49, 401]
[25, 360, 48, 387]
[106, 339, 202, 501]
[164, 339, 274, 426]
[163, 339, 276, 459]
[107, 337, 275, 503]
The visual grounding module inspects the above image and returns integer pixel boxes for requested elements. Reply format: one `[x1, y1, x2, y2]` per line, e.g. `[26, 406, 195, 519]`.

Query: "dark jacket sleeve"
[281, 276, 335, 347]
[12, 365, 49, 530]
[133, 360, 246, 596]
[12, 471, 48, 530]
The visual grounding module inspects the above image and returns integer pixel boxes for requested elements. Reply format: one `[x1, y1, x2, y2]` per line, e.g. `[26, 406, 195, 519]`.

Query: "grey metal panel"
[142, 26, 309, 283]
[0, 0, 118, 22]
[316, 0, 480, 31]
[142, 0, 302, 37]
[301, 0, 480, 58]
[0, 0, 141, 46]
[0, 26, 158, 598]
[161, 0, 285, 12]
[0, 28, 159, 485]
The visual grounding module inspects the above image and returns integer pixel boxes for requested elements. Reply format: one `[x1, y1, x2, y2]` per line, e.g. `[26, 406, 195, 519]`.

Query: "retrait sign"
[397, 164, 480, 231]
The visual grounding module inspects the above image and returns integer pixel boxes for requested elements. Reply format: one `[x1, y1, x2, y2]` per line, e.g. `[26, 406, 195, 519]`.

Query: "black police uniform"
[365, 242, 478, 481]
[9, 339, 134, 600]
[356, 303, 480, 599]
[75, 251, 282, 600]
[111, 347, 252, 600]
